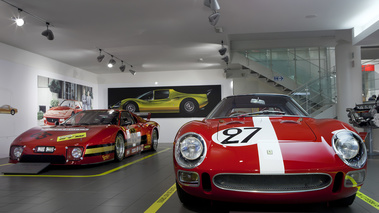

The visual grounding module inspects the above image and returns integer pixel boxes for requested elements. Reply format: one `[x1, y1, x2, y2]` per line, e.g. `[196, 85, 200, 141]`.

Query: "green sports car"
[111, 89, 210, 114]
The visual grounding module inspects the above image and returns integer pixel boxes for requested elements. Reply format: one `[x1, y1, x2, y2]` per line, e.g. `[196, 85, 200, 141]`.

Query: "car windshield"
[137, 91, 153, 100]
[206, 94, 309, 119]
[62, 110, 119, 126]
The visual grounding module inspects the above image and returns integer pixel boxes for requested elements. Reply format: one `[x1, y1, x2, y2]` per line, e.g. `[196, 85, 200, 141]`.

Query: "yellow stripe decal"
[0, 148, 170, 178]
[57, 132, 86, 142]
[85, 145, 115, 155]
[357, 191, 379, 210]
[144, 183, 176, 213]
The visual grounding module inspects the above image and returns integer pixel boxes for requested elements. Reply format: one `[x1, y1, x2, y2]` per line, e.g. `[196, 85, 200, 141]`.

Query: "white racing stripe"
[253, 117, 285, 174]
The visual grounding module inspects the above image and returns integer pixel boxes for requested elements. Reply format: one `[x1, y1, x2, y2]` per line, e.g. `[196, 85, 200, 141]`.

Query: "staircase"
[229, 47, 337, 116]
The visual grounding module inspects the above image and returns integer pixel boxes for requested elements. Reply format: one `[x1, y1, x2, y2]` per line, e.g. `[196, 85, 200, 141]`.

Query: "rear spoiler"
[135, 112, 152, 121]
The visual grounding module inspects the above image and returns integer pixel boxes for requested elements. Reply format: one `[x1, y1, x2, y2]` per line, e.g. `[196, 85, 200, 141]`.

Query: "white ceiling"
[1, 0, 379, 74]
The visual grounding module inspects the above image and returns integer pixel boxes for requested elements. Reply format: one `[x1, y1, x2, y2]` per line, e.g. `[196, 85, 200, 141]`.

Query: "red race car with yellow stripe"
[9, 109, 159, 165]
[174, 94, 367, 206]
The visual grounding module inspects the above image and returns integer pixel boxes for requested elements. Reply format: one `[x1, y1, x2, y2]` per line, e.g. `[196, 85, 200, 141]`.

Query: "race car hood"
[202, 116, 342, 174]
[212, 116, 316, 144]
[12, 125, 117, 147]
[44, 106, 72, 117]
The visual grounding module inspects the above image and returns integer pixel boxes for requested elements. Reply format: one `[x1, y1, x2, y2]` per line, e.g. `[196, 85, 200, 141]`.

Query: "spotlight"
[41, 22, 54, 40]
[108, 56, 116, 68]
[208, 12, 220, 26]
[129, 66, 136, 75]
[204, 0, 220, 11]
[97, 49, 105, 62]
[11, 8, 24, 26]
[222, 56, 229, 64]
[119, 61, 126, 72]
[219, 40, 227, 56]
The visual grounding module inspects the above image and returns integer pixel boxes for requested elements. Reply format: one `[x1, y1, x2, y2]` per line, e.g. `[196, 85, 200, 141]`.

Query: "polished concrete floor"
[0, 143, 378, 213]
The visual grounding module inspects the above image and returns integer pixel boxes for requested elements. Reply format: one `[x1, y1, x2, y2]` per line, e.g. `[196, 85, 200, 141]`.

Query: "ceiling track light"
[204, 0, 220, 11]
[222, 56, 229, 64]
[219, 40, 227, 56]
[119, 61, 126, 72]
[208, 12, 220, 26]
[12, 8, 24, 26]
[41, 22, 54, 40]
[108, 56, 116, 68]
[97, 49, 105, 62]
[96, 48, 136, 75]
[2, 0, 55, 40]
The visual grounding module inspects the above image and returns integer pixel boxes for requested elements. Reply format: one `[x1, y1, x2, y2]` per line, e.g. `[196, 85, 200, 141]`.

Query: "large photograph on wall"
[38, 76, 93, 125]
[108, 85, 221, 118]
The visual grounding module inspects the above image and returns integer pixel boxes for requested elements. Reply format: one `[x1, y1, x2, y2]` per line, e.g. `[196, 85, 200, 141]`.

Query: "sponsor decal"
[144, 145, 151, 149]
[102, 154, 111, 161]
[57, 132, 87, 142]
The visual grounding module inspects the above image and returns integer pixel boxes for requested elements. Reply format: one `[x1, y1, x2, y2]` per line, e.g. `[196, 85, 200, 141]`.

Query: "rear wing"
[135, 112, 152, 121]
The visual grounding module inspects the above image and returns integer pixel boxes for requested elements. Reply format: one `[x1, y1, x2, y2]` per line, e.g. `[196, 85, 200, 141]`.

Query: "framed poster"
[38, 76, 93, 125]
[108, 85, 221, 118]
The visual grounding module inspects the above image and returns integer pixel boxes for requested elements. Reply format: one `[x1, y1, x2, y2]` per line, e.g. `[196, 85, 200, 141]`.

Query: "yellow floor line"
[0, 163, 12, 167]
[0, 148, 170, 178]
[357, 191, 379, 210]
[144, 183, 176, 213]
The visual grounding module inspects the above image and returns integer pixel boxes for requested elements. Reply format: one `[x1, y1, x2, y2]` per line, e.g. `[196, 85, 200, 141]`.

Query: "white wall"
[97, 70, 233, 143]
[0, 42, 233, 158]
[0, 42, 98, 158]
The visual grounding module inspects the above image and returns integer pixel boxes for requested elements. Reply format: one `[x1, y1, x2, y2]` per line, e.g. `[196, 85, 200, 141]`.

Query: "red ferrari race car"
[10, 109, 159, 165]
[174, 94, 367, 206]
[43, 99, 83, 125]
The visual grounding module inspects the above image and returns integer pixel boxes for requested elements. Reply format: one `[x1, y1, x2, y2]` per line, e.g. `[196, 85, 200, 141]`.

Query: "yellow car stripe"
[57, 132, 86, 142]
[85, 145, 115, 155]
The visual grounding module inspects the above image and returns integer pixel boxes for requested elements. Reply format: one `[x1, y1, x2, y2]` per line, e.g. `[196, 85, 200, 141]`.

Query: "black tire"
[114, 133, 125, 162]
[123, 102, 139, 113]
[180, 98, 199, 114]
[330, 193, 356, 207]
[151, 129, 158, 151]
[10, 110, 15, 115]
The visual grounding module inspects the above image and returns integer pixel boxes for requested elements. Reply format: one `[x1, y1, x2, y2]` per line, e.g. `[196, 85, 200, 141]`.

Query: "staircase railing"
[237, 48, 336, 115]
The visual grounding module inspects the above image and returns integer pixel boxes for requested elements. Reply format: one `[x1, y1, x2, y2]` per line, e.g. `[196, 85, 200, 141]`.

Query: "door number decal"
[212, 127, 262, 146]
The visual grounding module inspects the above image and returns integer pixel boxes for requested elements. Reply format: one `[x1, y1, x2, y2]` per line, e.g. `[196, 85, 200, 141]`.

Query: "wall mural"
[37, 76, 93, 125]
[108, 85, 221, 118]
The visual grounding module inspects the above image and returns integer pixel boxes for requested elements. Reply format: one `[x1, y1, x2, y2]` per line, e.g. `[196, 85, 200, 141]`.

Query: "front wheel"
[151, 129, 158, 151]
[114, 133, 125, 162]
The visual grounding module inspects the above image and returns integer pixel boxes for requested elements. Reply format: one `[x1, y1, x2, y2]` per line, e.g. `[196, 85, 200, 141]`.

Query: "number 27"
[221, 127, 261, 144]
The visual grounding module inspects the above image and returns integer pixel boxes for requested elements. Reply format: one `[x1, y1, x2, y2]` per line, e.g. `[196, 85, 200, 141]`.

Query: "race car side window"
[154, 90, 169, 100]
[121, 111, 135, 125]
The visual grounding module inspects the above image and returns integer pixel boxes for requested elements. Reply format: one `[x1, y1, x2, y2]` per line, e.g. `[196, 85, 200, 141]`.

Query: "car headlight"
[332, 130, 367, 169]
[175, 132, 207, 169]
[10, 146, 24, 160]
[66, 146, 84, 161]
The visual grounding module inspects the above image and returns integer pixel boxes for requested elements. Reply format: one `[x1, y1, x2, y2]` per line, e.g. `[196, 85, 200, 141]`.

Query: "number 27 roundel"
[212, 127, 262, 147]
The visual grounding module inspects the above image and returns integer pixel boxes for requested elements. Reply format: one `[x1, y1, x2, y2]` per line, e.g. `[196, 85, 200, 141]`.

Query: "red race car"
[174, 94, 367, 206]
[10, 109, 159, 165]
[43, 99, 83, 125]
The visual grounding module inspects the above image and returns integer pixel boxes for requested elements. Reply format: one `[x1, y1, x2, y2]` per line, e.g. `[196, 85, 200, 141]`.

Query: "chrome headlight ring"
[175, 132, 207, 169]
[332, 130, 367, 169]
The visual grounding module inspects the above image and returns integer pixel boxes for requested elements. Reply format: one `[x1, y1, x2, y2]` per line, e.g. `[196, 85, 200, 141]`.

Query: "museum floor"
[0, 143, 378, 213]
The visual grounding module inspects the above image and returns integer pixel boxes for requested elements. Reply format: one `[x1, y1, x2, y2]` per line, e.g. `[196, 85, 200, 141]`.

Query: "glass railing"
[237, 47, 336, 115]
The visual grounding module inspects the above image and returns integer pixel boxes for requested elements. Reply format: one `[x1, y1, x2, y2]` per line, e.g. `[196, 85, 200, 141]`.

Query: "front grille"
[46, 117, 59, 123]
[213, 173, 332, 193]
[20, 155, 66, 164]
